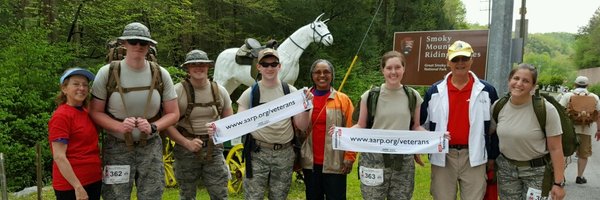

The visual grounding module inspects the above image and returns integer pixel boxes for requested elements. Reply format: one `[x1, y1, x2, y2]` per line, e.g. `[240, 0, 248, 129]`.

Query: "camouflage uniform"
[102, 135, 165, 200]
[174, 144, 228, 200]
[496, 155, 544, 200]
[359, 153, 415, 200]
[243, 145, 295, 200]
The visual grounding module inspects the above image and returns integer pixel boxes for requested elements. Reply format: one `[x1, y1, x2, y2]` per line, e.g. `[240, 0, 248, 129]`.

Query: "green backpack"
[352, 85, 417, 129]
[492, 92, 579, 157]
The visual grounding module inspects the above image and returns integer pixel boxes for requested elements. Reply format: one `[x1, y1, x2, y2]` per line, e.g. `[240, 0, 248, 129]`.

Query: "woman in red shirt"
[300, 59, 355, 200]
[48, 68, 101, 200]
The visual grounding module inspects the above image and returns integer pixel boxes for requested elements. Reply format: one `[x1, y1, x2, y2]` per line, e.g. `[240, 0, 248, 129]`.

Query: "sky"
[461, 0, 600, 33]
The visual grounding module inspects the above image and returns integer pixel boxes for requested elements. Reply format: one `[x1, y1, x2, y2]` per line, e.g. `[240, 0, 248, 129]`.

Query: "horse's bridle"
[289, 21, 331, 51]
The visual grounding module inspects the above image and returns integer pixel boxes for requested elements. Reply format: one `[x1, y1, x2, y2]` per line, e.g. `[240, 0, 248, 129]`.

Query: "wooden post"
[36, 143, 42, 200]
[1, 153, 7, 200]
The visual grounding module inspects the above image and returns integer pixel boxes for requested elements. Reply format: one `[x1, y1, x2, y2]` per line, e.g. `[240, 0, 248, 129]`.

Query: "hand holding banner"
[210, 88, 312, 144]
[332, 127, 448, 154]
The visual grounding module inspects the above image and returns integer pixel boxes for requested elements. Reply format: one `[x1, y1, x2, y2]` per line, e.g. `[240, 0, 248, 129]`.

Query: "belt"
[502, 153, 549, 168]
[449, 144, 469, 150]
[255, 140, 291, 150]
[178, 127, 210, 147]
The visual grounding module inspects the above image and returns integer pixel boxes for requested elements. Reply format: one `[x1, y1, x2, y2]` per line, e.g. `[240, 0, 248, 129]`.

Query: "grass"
[12, 157, 435, 200]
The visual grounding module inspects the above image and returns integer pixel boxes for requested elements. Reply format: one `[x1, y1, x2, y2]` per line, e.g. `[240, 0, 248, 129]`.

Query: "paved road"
[564, 137, 600, 199]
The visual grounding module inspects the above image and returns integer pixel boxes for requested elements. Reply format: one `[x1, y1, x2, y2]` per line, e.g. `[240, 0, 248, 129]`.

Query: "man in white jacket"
[420, 40, 498, 200]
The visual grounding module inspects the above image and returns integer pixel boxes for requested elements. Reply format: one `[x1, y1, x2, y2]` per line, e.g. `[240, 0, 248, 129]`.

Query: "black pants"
[54, 180, 101, 200]
[303, 164, 347, 200]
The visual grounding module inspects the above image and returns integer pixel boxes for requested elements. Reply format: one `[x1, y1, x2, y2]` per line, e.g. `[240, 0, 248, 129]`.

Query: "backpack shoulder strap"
[403, 85, 417, 116]
[366, 87, 381, 129]
[282, 82, 290, 95]
[251, 82, 260, 108]
[532, 95, 547, 136]
[181, 79, 195, 121]
[211, 81, 223, 116]
[149, 61, 164, 99]
[492, 94, 511, 123]
[106, 61, 121, 98]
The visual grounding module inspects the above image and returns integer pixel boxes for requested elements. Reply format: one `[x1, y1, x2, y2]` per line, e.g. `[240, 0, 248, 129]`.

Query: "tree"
[574, 7, 600, 69]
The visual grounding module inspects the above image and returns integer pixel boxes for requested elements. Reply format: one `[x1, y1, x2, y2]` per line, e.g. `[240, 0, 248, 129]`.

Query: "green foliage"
[588, 84, 600, 96]
[574, 8, 600, 69]
[524, 33, 577, 86]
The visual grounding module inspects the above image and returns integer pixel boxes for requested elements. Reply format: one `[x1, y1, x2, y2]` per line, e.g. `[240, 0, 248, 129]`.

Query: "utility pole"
[487, 0, 514, 96]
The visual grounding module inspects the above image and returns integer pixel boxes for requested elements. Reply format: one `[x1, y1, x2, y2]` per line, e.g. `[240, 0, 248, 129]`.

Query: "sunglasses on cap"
[450, 56, 471, 63]
[127, 39, 150, 46]
[259, 62, 280, 68]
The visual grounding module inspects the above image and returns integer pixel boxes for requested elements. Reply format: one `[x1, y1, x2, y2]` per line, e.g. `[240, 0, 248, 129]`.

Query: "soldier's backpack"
[492, 92, 579, 157]
[566, 92, 599, 125]
[105, 61, 165, 149]
[352, 85, 417, 129]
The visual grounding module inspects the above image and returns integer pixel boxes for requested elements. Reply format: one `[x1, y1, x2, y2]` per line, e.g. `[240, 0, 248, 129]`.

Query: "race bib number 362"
[103, 165, 130, 184]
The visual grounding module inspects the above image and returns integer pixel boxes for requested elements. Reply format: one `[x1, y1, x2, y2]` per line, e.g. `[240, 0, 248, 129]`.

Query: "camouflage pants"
[497, 154, 545, 200]
[173, 143, 228, 200]
[101, 135, 164, 200]
[243, 145, 294, 200]
[359, 153, 415, 200]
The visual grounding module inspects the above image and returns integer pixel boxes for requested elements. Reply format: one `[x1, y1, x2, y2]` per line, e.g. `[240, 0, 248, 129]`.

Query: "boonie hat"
[60, 68, 95, 84]
[574, 76, 589, 86]
[118, 22, 157, 45]
[257, 48, 279, 62]
[181, 50, 213, 67]
[447, 40, 474, 61]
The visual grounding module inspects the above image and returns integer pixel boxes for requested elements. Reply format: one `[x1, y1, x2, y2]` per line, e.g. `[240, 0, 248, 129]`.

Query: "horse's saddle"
[235, 38, 278, 80]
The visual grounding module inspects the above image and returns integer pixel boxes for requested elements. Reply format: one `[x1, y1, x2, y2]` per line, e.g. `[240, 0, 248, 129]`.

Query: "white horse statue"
[214, 13, 333, 94]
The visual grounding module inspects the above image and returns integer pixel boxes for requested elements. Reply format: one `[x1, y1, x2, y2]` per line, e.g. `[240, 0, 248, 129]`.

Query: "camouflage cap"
[181, 50, 213, 67]
[257, 48, 279, 62]
[118, 22, 157, 45]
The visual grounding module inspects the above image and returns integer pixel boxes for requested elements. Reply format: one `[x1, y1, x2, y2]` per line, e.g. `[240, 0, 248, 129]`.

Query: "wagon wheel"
[163, 136, 177, 187]
[226, 144, 245, 193]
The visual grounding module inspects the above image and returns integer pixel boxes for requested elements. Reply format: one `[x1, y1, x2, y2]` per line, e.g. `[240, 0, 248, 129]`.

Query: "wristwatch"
[150, 123, 157, 135]
[553, 181, 565, 188]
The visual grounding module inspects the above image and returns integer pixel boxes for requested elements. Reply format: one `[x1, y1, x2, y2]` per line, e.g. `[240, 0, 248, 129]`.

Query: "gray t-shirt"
[175, 80, 231, 135]
[494, 99, 562, 161]
[237, 81, 297, 144]
[92, 60, 177, 140]
[360, 84, 424, 130]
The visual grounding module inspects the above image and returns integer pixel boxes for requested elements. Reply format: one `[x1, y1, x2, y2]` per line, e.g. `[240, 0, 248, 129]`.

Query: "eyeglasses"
[451, 56, 471, 63]
[259, 62, 279, 68]
[312, 70, 332, 76]
[69, 82, 89, 88]
[127, 39, 150, 46]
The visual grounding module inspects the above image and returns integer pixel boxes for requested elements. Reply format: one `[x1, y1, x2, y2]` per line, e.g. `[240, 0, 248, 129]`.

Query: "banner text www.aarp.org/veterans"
[332, 127, 448, 154]
[211, 88, 312, 144]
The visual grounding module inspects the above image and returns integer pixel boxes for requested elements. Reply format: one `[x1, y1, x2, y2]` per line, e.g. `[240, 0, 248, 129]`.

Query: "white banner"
[332, 127, 448, 154]
[211, 88, 312, 144]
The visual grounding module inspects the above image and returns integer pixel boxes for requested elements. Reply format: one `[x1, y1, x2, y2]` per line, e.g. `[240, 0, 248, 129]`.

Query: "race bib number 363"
[103, 165, 130, 184]
[359, 166, 384, 186]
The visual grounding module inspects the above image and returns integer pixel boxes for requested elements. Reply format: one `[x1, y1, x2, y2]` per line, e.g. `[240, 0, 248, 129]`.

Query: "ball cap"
[257, 48, 280, 62]
[181, 50, 213, 67]
[574, 76, 589, 86]
[118, 22, 157, 45]
[60, 68, 95, 84]
[447, 40, 474, 61]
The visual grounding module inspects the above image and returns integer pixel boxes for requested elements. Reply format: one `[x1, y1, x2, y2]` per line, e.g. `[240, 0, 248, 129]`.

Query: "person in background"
[354, 51, 426, 199]
[559, 75, 600, 184]
[90, 22, 179, 200]
[49, 68, 101, 200]
[300, 59, 355, 200]
[166, 49, 233, 200]
[420, 40, 499, 200]
[492, 64, 565, 199]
